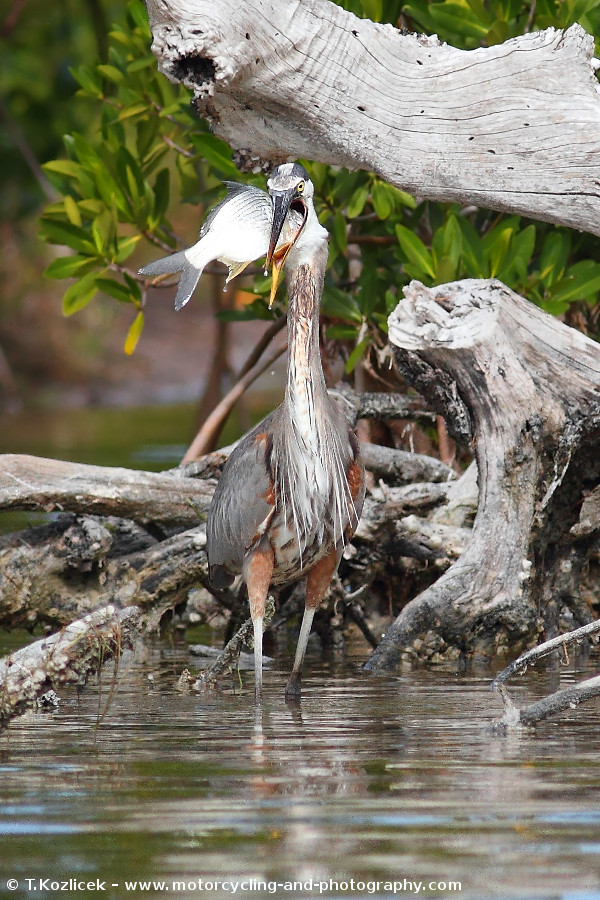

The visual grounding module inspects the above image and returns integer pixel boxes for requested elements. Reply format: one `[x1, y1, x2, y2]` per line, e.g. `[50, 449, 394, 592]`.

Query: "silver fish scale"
[200, 184, 272, 240]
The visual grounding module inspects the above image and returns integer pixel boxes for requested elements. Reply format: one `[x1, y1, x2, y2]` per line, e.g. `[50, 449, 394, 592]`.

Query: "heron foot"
[285, 672, 302, 702]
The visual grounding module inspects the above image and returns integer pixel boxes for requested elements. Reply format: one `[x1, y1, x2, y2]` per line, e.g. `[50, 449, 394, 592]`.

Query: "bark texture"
[0, 513, 208, 632]
[145, 0, 600, 234]
[366, 278, 600, 672]
[0, 454, 214, 526]
[0, 605, 140, 724]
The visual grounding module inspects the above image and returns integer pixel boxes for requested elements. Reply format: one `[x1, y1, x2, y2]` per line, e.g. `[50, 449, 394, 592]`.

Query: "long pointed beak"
[266, 190, 295, 269]
[269, 241, 294, 308]
[266, 190, 307, 308]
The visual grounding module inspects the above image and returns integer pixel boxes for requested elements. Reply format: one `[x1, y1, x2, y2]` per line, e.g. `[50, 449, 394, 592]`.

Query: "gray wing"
[206, 411, 278, 587]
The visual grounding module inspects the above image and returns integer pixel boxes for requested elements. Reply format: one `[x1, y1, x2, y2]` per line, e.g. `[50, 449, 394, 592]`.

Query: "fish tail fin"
[139, 249, 203, 310]
[138, 250, 188, 278]
[174, 264, 202, 311]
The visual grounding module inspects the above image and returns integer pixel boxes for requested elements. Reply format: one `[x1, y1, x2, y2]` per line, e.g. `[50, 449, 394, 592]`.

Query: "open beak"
[266, 190, 307, 308]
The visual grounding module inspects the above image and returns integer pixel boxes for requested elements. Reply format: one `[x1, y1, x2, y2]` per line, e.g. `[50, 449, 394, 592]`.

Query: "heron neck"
[284, 256, 329, 442]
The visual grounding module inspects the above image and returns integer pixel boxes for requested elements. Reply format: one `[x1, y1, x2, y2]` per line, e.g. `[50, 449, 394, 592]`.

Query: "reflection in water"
[0, 640, 599, 900]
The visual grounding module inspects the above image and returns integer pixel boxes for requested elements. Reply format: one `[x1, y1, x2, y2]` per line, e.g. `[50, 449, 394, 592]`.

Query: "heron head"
[266, 163, 312, 307]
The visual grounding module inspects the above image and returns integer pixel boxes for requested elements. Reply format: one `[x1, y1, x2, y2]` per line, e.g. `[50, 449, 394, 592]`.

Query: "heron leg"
[243, 541, 274, 703]
[285, 547, 341, 701]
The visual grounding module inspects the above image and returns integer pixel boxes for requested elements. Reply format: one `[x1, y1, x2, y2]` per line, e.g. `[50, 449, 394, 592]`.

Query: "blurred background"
[0, 0, 285, 472]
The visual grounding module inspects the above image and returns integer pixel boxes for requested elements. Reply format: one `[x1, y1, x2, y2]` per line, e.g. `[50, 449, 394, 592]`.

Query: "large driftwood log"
[145, 0, 600, 234]
[366, 278, 600, 672]
[0, 454, 214, 526]
[0, 513, 208, 631]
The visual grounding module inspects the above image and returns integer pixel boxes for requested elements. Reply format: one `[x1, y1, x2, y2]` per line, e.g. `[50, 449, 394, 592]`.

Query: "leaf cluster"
[38, 1, 245, 353]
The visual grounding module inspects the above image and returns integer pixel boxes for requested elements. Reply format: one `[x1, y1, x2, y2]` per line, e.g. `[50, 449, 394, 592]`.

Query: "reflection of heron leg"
[243, 541, 274, 703]
[285, 547, 341, 701]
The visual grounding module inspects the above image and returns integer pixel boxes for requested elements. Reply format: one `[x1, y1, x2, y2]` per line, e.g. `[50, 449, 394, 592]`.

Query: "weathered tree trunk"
[366, 278, 600, 672]
[145, 0, 600, 234]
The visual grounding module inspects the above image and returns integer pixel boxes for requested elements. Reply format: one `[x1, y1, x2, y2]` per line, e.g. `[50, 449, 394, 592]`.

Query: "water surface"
[0, 639, 599, 900]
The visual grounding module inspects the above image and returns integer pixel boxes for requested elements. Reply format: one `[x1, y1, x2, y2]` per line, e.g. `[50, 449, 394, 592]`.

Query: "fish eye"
[296, 180, 305, 194]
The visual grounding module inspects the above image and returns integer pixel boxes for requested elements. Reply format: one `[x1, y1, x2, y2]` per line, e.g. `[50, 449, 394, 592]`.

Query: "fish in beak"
[266, 189, 307, 308]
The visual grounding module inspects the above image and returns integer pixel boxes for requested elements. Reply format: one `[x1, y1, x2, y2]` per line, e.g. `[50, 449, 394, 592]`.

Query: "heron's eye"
[296, 181, 305, 194]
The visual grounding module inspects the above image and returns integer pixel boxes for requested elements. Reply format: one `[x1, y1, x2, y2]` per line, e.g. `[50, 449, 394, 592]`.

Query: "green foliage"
[38, 0, 247, 351]
[38, 0, 600, 367]
[402, 0, 600, 49]
[0, 1, 136, 220]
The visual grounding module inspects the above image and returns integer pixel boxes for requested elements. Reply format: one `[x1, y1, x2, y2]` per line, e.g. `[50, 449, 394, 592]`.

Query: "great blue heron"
[205, 163, 365, 701]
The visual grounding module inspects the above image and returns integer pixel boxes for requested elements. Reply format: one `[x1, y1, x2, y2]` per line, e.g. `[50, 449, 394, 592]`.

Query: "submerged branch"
[517, 675, 600, 726]
[188, 597, 275, 690]
[492, 620, 600, 691]
[492, 621, 600, 729]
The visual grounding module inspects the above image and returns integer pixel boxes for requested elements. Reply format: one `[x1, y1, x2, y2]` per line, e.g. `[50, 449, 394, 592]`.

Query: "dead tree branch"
[0, 605, 140, 725]
[516, 675, 600, 726]
[361, 443, 454, 485]
[182, 339, 287, 462]
[492, 620, 600, 691]
[184, 597, 275, 690]
[183, 313, 288, 462]
[0, 454, 213, 526]
[332, 384, 435, 427]
[492, 620, 600, 728]
[146, 0, 600, 235]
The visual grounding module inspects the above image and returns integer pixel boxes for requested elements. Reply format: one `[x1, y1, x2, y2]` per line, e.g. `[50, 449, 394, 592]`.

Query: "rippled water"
[1, 639, 599, 900]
